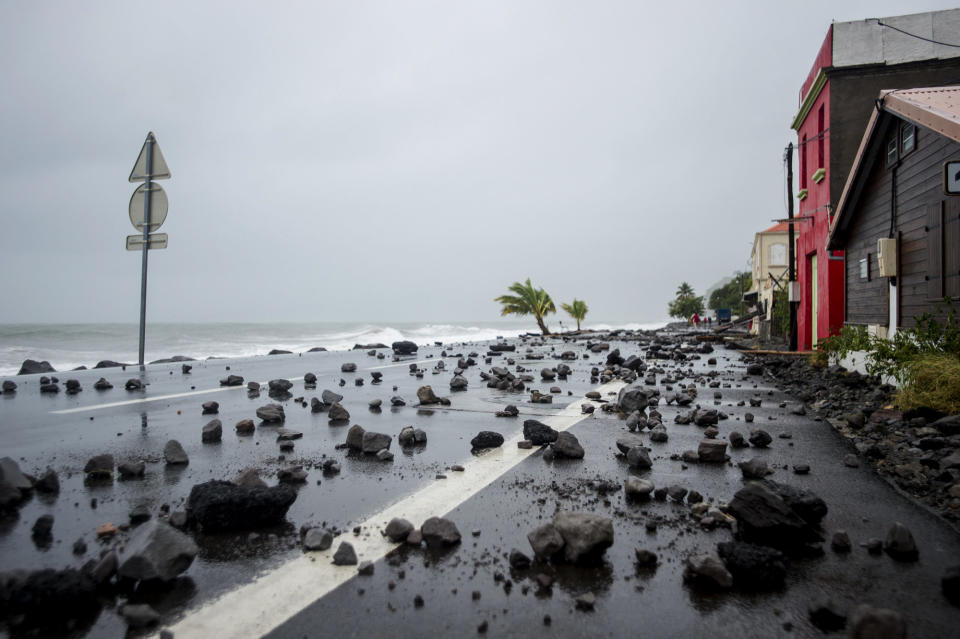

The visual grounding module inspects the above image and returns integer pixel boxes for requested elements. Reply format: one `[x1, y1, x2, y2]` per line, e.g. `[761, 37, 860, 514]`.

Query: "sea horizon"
[0, 319, 670, 376]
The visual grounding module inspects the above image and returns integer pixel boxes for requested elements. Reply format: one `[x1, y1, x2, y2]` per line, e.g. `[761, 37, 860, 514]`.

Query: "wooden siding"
[842, 116, 960, 328]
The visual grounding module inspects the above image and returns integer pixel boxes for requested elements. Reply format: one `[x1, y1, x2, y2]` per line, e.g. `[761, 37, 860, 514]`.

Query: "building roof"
[762, 222, 790, 234]
[832, 10, 960, 69]
[827, 85, 960, 249]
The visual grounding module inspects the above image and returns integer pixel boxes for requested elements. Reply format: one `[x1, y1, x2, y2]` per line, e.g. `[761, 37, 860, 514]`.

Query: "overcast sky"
[1, 1, 955, 324]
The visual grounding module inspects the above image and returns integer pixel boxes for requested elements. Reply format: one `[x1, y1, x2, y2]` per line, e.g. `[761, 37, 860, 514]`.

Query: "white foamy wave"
[583, 321, 669, 332]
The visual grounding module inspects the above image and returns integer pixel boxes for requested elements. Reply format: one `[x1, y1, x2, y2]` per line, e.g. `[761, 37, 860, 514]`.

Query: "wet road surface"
[1, 335, 958, 638]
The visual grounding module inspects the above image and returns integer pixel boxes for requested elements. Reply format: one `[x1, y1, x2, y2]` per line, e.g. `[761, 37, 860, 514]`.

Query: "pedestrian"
[692, 312, 701, 329]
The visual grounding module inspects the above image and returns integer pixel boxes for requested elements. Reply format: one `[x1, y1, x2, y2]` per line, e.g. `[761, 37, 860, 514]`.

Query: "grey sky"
[1, 1, 955, 324]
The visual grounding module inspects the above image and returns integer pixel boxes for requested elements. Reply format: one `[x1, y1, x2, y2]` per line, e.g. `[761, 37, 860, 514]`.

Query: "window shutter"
[928, 203, 943, 300]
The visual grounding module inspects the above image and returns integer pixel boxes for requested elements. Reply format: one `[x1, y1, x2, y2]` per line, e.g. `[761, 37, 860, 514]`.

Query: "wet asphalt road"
[1, 334, 959, 638]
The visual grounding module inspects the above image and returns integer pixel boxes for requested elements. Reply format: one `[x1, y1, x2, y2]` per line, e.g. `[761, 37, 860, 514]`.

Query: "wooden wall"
[842, 116, 960, 328]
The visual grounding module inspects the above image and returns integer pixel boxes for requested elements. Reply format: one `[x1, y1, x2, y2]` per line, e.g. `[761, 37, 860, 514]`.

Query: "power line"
[873, 19, 960, 48]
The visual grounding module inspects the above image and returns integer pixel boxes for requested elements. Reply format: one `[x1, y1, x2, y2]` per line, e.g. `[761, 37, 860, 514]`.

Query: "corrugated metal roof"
[828, 85, 960, 250]
[884, 86, 960, 142]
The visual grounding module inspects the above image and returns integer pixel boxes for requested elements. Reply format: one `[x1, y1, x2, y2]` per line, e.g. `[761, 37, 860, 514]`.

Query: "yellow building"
[748, 223, 790, 335]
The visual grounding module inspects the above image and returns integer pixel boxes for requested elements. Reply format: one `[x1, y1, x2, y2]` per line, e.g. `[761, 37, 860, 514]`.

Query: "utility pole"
[786, 142, 798, 351]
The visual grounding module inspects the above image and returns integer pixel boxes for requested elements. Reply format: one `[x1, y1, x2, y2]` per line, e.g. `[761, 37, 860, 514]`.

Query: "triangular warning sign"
[129, 132, 171, 182]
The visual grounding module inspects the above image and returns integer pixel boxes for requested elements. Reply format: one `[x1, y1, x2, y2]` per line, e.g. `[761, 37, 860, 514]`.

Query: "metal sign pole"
[138, 135, 153, 367]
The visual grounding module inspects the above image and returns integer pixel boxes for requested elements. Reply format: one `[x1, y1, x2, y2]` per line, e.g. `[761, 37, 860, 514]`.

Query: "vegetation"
[560, 299, 589, 331]
[668, 282, 705, 320]
[896, 354, 960, 414]
[495, 278, 556, 335]
[708, 271, 752, 316]
[771, 288, 790, 336]
[813, 299, 960, 413]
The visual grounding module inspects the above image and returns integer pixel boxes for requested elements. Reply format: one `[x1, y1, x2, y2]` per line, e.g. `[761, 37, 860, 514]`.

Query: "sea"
[0, 320, 668, 376]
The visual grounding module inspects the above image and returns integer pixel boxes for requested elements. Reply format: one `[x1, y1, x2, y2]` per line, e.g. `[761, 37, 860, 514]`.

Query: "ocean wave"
[0, 320, 667, 376]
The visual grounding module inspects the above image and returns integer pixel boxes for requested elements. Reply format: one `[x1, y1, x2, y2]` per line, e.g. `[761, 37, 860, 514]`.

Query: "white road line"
[49, 378, 305, 415]
[164, 379, 625, 639]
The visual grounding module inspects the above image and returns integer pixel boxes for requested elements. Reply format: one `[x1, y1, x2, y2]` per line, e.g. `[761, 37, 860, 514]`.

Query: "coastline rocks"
[392, 341, 418, 355]
[2, 380, 17, 393]
[231, 468, 266, 488]
[617, 384, 649, 413]
[235, 419, 255, 434]
[346, 425, 366, 450]
[626, 447, 652, 470]
[616, 434, 645, 454]
[332, 542, 358, 565]
[118, 520, 198, 582]
[421, 517, 461, 548]
[883, 522, 918, 561]
[384, 518, 415, 542]
[93, 378, 113, 390]
[202, 419, 223, 443]
[84, 454, 114, 479]
[624, 477, 655, 499]
[716, 541, 786, 590]
[398, 427, 427, 446]
[303, 527, 333, 551]
[449, 375, 468, 390]
[163, 440, 189, 465]
[417, 386, 441, 404]
[361, 431, 392, 454]
[739, 457, 772, 479]
[322, 389, 343, 405]
[341, 363, 357, 373]
[328, 403, 350, 422]
[683, 552, 733, 589]
[552, 511, 614, 563]
[125, 379, 143, 391]
[186, 480, 297, 531]
[848, 604, 906, 638]
[256, 404, 285, 423]
[220, 375, 243, 386]
[471, 431, 504, 449]
[727, 482, 823, 550]
[698, 439, 727, 463]
[523, 420, 558, 445]
[527, 523, 566, 558]
[748, 430, 772, 447]
[18, 359, 55, 375]
[551, 432, 584, 459]
[496, 404, 520, 418]
[0, 568, 100, 631]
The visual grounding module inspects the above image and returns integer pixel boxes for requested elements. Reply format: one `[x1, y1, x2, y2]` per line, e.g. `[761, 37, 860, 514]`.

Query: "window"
[859, 255, 870, 281]
[886, 137, 898, 167]
[800, 135, 808, 189]
[770, 243, 786, 266]
[901, 122, 916, 155]
[817, 104, 825, 169]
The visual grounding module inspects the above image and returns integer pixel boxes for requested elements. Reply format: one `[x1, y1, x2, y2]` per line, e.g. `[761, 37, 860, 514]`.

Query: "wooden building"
[827, 86, 960, 335]
[791, 9, 960, 349]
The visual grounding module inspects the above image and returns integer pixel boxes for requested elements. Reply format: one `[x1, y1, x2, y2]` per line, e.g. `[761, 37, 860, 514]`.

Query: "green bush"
[896, 353, 960, 414]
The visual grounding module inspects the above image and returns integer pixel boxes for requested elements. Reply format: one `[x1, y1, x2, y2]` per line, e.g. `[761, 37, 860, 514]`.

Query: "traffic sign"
[129, 183, 168, 231]
[126, 233, 168, 251]
[945, 161, 960, 195]
[129, 132, 171, 182]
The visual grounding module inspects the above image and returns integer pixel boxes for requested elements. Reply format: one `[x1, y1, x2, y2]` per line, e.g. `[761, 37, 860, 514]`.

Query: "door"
[811, 254, 818, 346]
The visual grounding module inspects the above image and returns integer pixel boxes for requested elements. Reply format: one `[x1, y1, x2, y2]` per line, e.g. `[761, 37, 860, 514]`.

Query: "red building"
[791, 9, 960, 350]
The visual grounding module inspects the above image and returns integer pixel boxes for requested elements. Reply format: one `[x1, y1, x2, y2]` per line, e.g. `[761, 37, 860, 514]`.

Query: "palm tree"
[676, 282, 695, 299]
[560, 299, 589, 331]
[495, 279, 556, 335]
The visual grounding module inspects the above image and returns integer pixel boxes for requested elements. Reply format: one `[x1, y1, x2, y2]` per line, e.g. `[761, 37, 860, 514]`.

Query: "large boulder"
[256, 404, 286, 423]
[322, 389, 343, 405]
[523, 419, 558, 445]
[684, 552, 733, 589]
[417, 386, 441, 405]
[761, 480, 827, 526]
[0, 569, 99, 631]
[163, 440, 189, 465]
[617, 384, 649, 413]
[328, 403, 350, 422]
[698, 439, 727, 463]
[420, 517, 461, 548]
[716, 541, 786, 590]
[527, 523, 565, 558]
[118, 520, 198, 582]
[18, 359, 55, 375]
[392, 341, 418, 355]
[727, 482, 822, 550]
[552, 511, 614, 563]
[361, 431, 392, 454]
[470, 431, 504, 449]
[551, 432, 584, 459]
[186, 480, 297, 532]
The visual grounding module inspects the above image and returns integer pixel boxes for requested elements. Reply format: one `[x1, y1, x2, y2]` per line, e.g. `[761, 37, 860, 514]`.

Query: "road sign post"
[128, 132, 170, 367]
